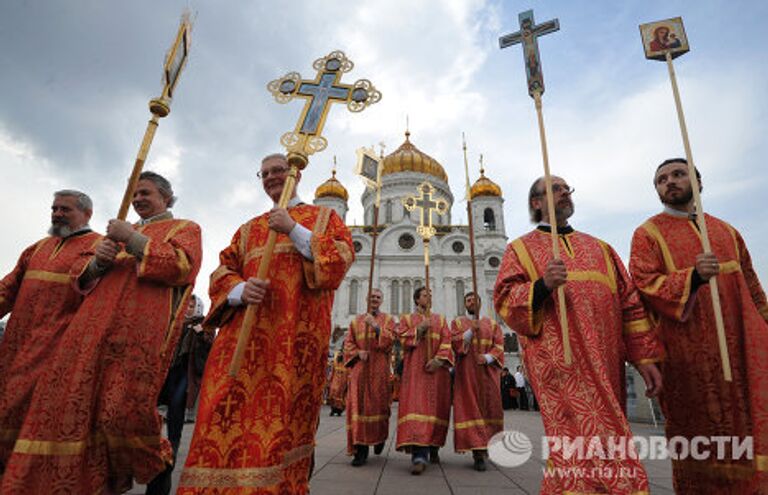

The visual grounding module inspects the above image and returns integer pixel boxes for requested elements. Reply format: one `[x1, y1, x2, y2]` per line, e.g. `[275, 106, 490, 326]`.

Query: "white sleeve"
[484, 354, 494, 364]
[463, 329, 473, 342]
[228, 282, 246, 306]
[288, 222, 314, 260]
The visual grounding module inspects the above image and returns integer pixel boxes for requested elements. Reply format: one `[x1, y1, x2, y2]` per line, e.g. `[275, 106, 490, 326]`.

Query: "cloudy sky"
[1, 0, 767, 302]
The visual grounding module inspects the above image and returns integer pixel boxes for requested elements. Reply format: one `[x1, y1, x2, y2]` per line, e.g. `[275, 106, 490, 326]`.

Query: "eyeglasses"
[533, 184, 575, 197]
[257, 166, 289, 179]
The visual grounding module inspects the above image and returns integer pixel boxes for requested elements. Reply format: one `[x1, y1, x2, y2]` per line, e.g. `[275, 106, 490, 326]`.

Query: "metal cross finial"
[267, 50, 381, 168]
[402, 181, 448, 240]
[499, 10, 559, 97]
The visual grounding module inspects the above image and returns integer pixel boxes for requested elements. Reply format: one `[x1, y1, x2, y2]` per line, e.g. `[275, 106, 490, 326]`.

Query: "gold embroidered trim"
[397, 413, 449, 427]
[454, 418, 504, 430]
[623, 319, 651, 335]
[180, 444, 314, 488]
[23, 270, 69, 284]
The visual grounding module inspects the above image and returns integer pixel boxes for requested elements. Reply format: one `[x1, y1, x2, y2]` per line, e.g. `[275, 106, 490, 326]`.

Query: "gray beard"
[48, 224, 73, 238]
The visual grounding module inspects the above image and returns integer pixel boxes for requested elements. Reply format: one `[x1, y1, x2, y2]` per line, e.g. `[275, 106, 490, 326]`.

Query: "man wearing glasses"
[494, 176, 663, 494]
[180, 153, 354, 495]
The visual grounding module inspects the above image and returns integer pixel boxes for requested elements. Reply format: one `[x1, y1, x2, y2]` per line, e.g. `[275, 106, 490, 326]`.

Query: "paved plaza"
[131, 404, 674, 494]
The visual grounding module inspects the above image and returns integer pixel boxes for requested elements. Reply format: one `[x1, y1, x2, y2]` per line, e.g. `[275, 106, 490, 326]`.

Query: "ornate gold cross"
[268, 50, 381, 168]
[402, 181, 448, 241]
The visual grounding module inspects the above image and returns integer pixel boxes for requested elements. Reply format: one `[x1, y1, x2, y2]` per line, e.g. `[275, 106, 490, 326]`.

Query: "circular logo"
[488, 430, 533, 467]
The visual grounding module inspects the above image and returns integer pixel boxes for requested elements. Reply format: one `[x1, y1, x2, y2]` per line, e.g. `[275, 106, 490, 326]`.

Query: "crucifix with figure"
[403, 182, 448, 359]
[228, 51, 381, 377]
[500, 10, 573, 365]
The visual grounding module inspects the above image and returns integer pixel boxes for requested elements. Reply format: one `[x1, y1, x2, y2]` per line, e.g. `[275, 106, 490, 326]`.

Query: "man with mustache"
[179, 153, 353, 494]
[630, 158, 768, 493]
[494, 176, 663, 494]
[1, 172, 202, 494]
[0, 190, 100, 467]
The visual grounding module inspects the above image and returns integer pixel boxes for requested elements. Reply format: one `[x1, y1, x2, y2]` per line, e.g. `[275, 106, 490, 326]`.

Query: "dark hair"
[527, 177, 544, 223]
[413, 286, 428, 304]
[655, 158, 701, 183]
[463, 291, 482, 304]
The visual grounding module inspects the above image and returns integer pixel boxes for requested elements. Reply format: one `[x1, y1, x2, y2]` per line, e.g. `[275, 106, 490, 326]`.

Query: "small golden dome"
[381, 130, 448, 182]
[315, 168, 349, 201]
[470, 165, 502, 199]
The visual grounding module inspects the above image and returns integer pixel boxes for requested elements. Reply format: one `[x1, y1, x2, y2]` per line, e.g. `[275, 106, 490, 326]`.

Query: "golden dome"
[470, 165, 502, 199]
[315, 168, 349, 201]
[381, 131, 448, 182]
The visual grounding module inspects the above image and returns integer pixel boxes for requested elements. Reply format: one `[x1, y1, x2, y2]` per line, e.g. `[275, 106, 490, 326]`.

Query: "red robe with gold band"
[450, 315, 505, 452]
[328, 355, 348, 412]
[395, 312, 454, 451]
[630, 212, 768, 494]
[0, 230, 101, 464]
[179, 204, 353, 495]
[344, 312, 395, 454]
[0, 215, 201, 494]
[493, 227, 663, 495]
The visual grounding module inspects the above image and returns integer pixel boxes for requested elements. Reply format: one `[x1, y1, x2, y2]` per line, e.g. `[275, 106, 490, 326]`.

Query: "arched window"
[455, 279, 465, 317]
[385, 199, 393, 223]
[483, 208, 496, 231]
[390, 280, 400, 315]
[402, 280, 412, 314]
[349, 280, 359, 315]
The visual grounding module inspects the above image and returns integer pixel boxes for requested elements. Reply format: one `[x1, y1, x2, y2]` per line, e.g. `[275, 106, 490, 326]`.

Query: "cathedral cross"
[499, 9, 559, 97]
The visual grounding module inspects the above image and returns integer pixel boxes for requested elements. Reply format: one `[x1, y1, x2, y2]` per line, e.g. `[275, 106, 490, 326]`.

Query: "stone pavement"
[131, 405, 674, 494]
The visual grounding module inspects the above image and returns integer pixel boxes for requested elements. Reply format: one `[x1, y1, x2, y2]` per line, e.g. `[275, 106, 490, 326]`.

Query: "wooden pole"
[229, 165, 300, 377]
[533, 90, 572, 365]
[424, 242, 432, 362]
[117, 98, 171, 219]
[462, 135, 484, 409]
[665, 52, 731, 381]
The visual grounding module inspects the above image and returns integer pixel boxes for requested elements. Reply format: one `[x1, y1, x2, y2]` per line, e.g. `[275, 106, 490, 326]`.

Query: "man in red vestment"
[179, 153, 353, 494]
[395, 287, 453, 475]
[450, 292, 504, 471]
[630, 158, 768, 494]
[0, 190, 100, 466]
[494, 176, 663, 495]
[327, 351, 348, 416]
[0, 172, 202, 494]
[344, 288, 395, 466]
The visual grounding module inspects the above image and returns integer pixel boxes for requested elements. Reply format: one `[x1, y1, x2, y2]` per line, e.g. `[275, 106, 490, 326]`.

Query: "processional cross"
[117, 14, 191, 220]
[403, 182, 448, 360]
[228, 51, 381, 377]
[500, 10, 573, 365]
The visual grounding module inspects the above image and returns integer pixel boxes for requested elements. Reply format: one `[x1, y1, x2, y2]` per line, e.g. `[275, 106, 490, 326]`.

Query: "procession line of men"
[0, 155, 766, 494]
[341, 286, 505, 474]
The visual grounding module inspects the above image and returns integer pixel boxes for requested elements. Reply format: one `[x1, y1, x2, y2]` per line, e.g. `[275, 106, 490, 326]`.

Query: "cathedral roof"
[470, 165, 502, 199]
[381, 130, 448, 183]
[314, 168, 348, 202]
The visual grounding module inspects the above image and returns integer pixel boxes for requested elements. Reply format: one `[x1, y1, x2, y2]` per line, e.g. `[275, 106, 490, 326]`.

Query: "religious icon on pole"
[640, 17, 689, 61]
[116, 12, 192, 221]
[229, 51, 381, 377]
[640, 16, 731, 381]
[499, 9, 573, 365]
[355, 146, 382, 193]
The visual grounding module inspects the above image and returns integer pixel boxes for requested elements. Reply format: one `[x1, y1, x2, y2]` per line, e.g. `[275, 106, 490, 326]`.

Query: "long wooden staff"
[117, 15, 191, 219]
[533, 91, 572, 365]
[665, 52, 731, 381]
[361, 152, 383, 440]
[462, 134, 484, 409]
[229, 166, 300, 376]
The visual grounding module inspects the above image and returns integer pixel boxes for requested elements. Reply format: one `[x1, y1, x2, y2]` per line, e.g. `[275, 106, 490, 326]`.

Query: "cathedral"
[313, 130, 513, 347]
